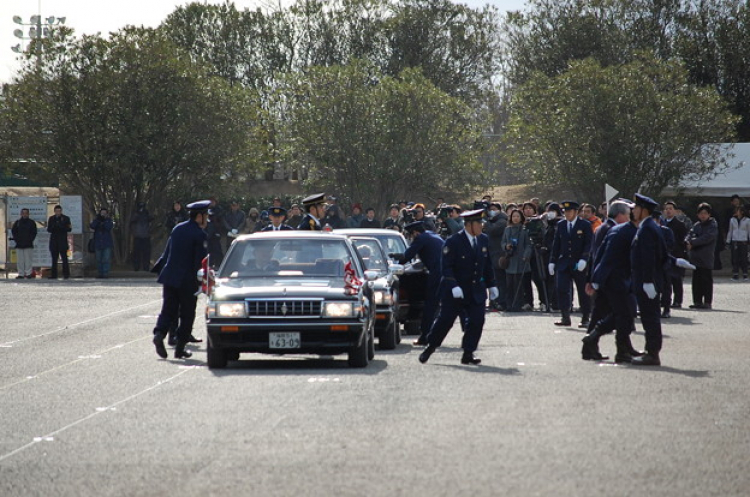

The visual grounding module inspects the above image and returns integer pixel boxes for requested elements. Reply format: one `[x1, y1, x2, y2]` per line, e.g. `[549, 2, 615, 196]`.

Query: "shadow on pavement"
[625, 365, 711, 378]
[208, 357, 388, 376]
[436, 364, 522, 376]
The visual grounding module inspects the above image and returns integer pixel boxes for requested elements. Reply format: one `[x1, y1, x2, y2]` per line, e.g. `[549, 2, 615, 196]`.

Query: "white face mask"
[488, 209, 499, 218]
[546, 211, 557, 221]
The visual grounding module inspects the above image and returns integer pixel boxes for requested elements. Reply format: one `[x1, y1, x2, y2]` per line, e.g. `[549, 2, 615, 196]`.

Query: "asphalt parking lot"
[1, 275, 748, 496]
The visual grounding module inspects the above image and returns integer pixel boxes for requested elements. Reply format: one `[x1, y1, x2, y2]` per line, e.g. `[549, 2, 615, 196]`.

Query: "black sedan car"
[347, 236, 404, 349]
[204, 232, 377, 368]
[335, 228, 427, 335]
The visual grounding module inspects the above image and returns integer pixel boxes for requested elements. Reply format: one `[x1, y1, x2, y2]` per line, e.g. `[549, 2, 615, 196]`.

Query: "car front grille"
[246, 300, 322, 317]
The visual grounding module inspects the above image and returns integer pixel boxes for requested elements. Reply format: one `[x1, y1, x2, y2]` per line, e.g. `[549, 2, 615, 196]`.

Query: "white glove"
[576, 259, 587, 272]
[231, 228, 238, 235]
[591, 282, 599, 290]
[488, 286, 499, 301]
[675, 257, 696, 270]
[452, 286, 464, 299]
[643, 283, 657, 300]
[548, 263, 555, 276]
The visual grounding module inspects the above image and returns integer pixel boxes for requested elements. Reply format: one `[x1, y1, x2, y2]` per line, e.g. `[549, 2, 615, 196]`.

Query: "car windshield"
[351, 239, 388, 272]
[219, 238, 354, 278]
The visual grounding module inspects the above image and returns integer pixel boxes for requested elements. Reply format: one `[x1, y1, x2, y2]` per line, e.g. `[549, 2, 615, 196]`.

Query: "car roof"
[335, 228, 404, 237]
[234, 231, 350, 242]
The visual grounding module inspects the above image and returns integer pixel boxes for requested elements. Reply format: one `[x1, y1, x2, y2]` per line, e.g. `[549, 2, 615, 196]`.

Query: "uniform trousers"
[427, 294, 485, 353]
[419, 274, 441, 339]
[556, 268, 590, 318]
[593, 286, 635, 348]
[669, 268, 685, 306]
[153, 283, 199, 346]
[635, 289, 662, 354]
[691, 268, 713, 306]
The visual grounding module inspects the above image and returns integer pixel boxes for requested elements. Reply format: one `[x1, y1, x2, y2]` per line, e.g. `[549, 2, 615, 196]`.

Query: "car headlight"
[373, 291, 392, 305]
[323, 302, 355, 318]
[216, 302, 246, 318]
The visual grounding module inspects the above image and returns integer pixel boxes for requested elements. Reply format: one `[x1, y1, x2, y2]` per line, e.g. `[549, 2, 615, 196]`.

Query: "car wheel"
[379, 316, 397, 350]
[207, 338, 228, 369]
[348, 329, 369, 368]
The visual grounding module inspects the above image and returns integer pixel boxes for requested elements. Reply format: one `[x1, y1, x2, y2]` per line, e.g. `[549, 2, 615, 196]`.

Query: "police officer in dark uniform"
[297, 193, 326, 231]
[152, 200, 209, 360]
[262, 207, 295, 231]
[549, 201, 593, 327]
[419, 209, 499, 366]
[630, 194, 667, 366]
[583, 200, 642, 362]
[397, 220, 445, 346]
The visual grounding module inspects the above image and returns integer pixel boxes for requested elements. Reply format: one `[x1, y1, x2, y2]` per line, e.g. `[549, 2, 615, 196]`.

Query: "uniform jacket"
[89, 216, 114, 250]
[663, 216, 688, 258]
[403, 231, 444, 277]
[11, 217, 37, 249]
[297, 213, 321, 231]
[588, 217, 616, 282]
[440, 230, 496, 305]
[47, 214, 72, 249]
[592, 221, 637, 292]
[500, 224, 532, 275]
[550, 217, 593, 272]
[261, 223, 294, 232]
[156, 220, 208, 289]
[631, 217, 667, 291]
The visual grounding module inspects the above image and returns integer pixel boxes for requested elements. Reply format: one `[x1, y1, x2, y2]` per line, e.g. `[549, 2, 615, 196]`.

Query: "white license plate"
[269, 332, 301, 349]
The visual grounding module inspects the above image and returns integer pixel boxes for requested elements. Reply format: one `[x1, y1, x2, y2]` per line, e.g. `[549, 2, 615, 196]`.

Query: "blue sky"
[1, 0, 528, 84]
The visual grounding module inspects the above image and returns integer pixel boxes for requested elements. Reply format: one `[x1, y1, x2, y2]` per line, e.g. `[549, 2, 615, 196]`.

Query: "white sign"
[6, 196, 48, 224]
[60, 195, 83, 234]
[604, 184, 619, 202]
[7, 230, 52, 267]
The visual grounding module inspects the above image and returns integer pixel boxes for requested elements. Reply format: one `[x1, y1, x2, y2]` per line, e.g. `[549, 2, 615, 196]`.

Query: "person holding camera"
[411, 203, 436, 232]
[484, 202, 508, 311]
[90, 207, 114, 279]
[47, 205, 73, 279]
[501, 209, 533, 312]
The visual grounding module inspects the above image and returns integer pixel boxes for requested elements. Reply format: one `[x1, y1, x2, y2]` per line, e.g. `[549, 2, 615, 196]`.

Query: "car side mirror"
[364, 270, 379, 281]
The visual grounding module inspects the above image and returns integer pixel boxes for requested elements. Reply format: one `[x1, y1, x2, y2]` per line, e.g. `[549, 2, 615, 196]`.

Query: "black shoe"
[167, 335, 177, 347]
[153, 335, 168, 359]
[581, 343, 608, 361]
[578, 321, 589, 329]
[672, 303, 682, 309]
[412, 338, 427, 346]
[461, 353, 481, 365]
[631, 353, 660, 366]
[188, 335, 203, 343]
[554, 320, 571, 326]
[661, 310, 671, 318]
[689, 303, 705, 309]
[629, 348, 645, 357]
[15, 275, 24, 279]
[614, 353, 633, 364]
[175, 349, 192, 359]
[26, 275, 34, 279]
[419, 346, 435, 364]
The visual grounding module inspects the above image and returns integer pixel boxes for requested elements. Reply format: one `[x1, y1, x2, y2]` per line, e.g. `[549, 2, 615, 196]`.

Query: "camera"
[400, 208, 414, 225]
[526, 216, 545, 246]
[437, 204, 453, 220]
[473, 200, 490, 212]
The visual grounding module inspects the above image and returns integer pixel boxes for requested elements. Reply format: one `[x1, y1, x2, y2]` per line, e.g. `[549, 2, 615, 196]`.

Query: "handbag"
[88, 238, 96, 253]
[498, 255, 510, 270]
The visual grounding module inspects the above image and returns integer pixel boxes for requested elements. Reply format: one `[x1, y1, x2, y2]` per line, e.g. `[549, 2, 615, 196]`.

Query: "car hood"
[212, 277, 354, 300]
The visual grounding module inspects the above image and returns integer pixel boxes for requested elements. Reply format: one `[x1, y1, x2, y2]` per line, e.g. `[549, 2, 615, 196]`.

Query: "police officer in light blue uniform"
[419, 209, 499, 366]
[398, 220, 445, 346]
[549, 201, 593, 327]
[152, 200, 209, 360]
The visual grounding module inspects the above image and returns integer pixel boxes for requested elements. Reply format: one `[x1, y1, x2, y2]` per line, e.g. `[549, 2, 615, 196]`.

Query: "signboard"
[60, 195, 83, 234]
[6, 196, 48, 224]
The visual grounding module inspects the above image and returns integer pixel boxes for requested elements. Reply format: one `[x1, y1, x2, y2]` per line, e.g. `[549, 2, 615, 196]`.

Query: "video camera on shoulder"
[400, 208, 415, 225]
[437, 204, 453, 220]
[525, 216, 545, 245]
[473, 200, 490, 212]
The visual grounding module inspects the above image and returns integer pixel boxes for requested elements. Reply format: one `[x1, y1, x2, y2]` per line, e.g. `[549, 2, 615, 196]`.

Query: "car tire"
[379, 316, 397, 350]
[348, 329, 369, 368]
[207, 338, 228, 369]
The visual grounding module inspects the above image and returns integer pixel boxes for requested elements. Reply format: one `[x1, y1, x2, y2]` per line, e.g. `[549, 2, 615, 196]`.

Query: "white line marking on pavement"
[0, 368, 195, 463]
[0, 300, 161, 348]
[0, 336, 150, 392]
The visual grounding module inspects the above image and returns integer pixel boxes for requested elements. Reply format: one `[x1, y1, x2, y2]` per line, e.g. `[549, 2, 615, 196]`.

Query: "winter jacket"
[90, 216, 114, 250]
[11, 217, 37, 249]
[501, 224, 532, 275]
[686, 218, 718, 269]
